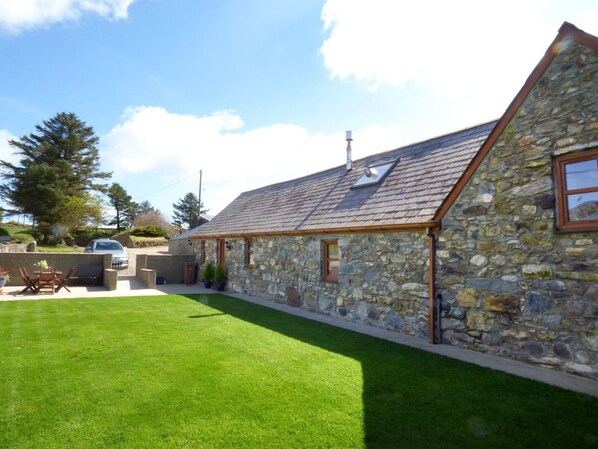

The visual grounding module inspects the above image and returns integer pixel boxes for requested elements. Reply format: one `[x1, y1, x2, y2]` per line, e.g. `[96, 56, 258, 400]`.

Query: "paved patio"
[1, 277, 597, 398]
[0, 275, 209, 301]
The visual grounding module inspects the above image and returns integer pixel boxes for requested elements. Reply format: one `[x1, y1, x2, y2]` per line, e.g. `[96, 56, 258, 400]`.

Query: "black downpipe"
[435, 293, 443, 344]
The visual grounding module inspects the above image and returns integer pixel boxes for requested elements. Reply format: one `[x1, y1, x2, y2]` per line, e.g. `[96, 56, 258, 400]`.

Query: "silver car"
[84, 239, 129, 269]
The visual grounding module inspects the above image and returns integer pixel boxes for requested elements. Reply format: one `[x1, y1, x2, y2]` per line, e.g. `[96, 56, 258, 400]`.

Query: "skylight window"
[351, 160, 398, 188]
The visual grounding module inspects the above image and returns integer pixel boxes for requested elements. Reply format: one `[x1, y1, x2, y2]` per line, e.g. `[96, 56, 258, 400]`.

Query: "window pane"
[327, 243, 339, 258]
[327, 260, 339, 277]
[246, 240, 255, 265]
[565, 159, 598, 190]
[568, 192, 598, 221]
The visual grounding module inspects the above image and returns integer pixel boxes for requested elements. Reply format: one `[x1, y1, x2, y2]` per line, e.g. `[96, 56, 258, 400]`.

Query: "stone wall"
[0, 253, 111, 286]
[168, 237, 195, 256]
[437, 41, 598, 379]
[0, 243, 27, 253]
[197, 232, 431, 338]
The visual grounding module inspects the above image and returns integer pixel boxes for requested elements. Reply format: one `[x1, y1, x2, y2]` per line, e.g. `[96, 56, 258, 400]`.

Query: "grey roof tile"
[195, 121, 496, 236]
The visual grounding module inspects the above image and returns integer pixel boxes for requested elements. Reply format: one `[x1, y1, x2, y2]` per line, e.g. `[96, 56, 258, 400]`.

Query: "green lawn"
[0, 295, 596, 449]
[36, 244, 84, 253]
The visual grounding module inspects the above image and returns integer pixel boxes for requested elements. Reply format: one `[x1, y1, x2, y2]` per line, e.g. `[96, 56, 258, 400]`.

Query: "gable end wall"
[437, 40, 598, 379]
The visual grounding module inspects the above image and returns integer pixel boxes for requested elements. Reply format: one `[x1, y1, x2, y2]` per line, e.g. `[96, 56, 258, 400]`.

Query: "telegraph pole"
[197, 169, 202, 219]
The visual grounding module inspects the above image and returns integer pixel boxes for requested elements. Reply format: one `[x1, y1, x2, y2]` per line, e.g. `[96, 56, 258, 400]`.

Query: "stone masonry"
[437, 40, 598, 379]
[197, 232, 431, 338]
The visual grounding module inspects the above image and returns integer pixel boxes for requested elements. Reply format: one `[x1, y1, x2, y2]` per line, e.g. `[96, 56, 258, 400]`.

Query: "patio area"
[0, 275, 210, 301]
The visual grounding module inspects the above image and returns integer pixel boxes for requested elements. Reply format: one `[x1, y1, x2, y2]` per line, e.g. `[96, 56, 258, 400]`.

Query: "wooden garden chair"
[37, 271, 56, 295]
[55, 268, 73, 293]
[18, 268, 39, 294]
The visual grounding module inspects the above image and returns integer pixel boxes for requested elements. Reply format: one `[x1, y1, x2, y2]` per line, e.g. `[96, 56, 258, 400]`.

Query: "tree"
[133, 211, 175, 237]
[59, 194, 105, 233]
[137, 200, 159, 216]
[7, 163, 68, 228]
[172, 192, 206, 228]
[0, 112, 111, 229]
[107, 183, 138, 231]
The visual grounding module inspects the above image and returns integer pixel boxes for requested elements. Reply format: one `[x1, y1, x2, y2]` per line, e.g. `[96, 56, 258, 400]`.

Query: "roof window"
[351, 160, 398, 188]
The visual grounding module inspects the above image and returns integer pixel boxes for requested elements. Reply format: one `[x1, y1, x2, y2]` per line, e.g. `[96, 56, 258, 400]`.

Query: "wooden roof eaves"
[433, 22, 598, 222]
[189, 220, 441, 239]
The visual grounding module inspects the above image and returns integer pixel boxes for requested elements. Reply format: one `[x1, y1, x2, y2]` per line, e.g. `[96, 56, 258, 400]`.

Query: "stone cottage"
[191, 23, 598, 380]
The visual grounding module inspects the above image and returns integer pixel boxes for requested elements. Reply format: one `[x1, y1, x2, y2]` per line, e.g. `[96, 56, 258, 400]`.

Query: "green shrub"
[0, 228, 10, 236]
[30, 230, 43, 241]
[202, 261, 215, 281]
[72, 228, 113, 239]
[214, 264, 227, 282]
[11, 233, 35, 244]
[63, 233, 75, 246]
[130, 225, 165, 238]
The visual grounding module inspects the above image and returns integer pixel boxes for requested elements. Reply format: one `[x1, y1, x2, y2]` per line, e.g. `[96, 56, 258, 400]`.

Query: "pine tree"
[0, 112, 111, 228]
[172, 192, 206, 228]
[107, 183, 138, 231]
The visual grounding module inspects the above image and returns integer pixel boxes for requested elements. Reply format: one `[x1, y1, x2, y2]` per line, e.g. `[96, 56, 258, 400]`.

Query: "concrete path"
[1, 281, 597, 398]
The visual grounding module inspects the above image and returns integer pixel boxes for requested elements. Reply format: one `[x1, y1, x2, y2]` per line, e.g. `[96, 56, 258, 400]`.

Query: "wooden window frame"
[322, 240, 339, 282]
[245, 238, 256, 268]
[554, 149, 598, 232]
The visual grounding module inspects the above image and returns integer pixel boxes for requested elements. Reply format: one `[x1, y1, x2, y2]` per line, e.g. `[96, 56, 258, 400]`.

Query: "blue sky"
[1, 0, 597, 223]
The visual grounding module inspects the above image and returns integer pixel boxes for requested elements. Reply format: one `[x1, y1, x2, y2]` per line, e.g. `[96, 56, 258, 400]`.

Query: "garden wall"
[136, 254, 196, 284]
[0, 253, 111, 286]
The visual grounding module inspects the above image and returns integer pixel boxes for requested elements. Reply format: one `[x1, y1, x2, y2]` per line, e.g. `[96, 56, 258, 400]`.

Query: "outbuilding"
[192, 23, 598, 380]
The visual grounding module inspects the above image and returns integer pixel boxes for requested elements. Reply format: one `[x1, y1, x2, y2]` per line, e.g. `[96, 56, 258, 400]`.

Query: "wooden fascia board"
[433, 22, 598, 222]
[189, 221, 441, 239]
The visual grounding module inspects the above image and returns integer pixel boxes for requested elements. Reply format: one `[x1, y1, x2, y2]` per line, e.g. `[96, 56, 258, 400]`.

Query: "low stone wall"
[138, 268, 156, 289]
[200, 232, 431, 338]
[0, 253, 111, 286]
[103, 269, 118, 290]
[136, 254, 195, 284]
[0, 243, 28, 253]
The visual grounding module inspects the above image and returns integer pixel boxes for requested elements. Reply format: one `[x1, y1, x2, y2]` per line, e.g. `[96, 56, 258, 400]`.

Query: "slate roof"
[193, 121, 497, 237]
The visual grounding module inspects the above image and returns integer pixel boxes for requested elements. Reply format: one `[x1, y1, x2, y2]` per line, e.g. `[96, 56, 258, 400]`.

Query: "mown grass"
[129, 235, 169, 246]
[36, 245, 84, 253]
[0, 224, 30, 235]
[0, 295, 596, 449]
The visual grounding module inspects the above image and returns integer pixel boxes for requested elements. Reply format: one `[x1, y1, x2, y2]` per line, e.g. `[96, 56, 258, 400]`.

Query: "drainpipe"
[427, 228, 437, 344]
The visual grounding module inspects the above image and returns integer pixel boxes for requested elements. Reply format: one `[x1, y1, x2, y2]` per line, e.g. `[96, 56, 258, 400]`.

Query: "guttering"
[189, 221, 441, 239]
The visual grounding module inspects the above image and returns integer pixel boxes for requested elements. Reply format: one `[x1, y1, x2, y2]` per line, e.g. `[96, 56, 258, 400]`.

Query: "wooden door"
[217, 239, 226, 267]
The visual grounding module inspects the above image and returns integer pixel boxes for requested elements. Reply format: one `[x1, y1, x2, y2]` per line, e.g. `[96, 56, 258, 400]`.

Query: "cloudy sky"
[0, 0, 597, 222]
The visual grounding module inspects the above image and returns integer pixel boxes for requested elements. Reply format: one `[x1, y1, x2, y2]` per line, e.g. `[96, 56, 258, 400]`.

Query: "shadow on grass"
[188, 313, 226, 319]
[181, 294, 598, 449]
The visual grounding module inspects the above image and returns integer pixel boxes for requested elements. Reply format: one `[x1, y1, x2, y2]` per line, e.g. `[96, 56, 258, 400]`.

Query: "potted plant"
[0, 268, 9, 289]
[202, 261, 215, 288]
[35, 260, 49, 270]
[214, 264, 227, 291]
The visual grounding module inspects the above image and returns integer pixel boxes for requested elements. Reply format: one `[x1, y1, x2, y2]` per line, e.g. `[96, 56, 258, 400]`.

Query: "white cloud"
[0, 129, 19, 165]
[101, 106, 405, 215]
[320, 0, 597, 121]
[0, 0, 137, 33]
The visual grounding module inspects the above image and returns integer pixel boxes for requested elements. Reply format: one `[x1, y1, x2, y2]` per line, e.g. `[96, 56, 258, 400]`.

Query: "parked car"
[84, 239, 129, 269]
